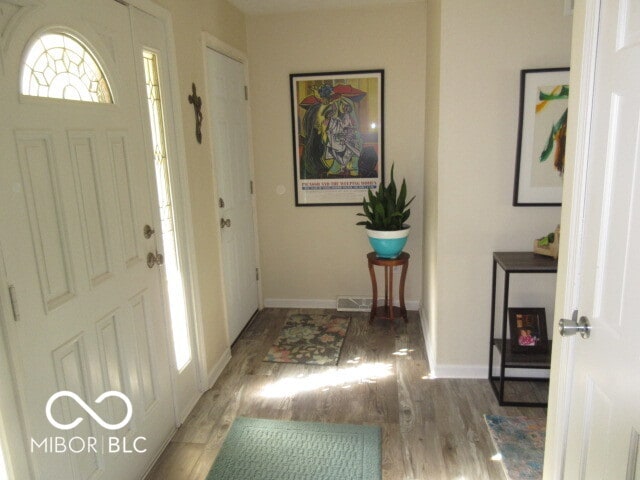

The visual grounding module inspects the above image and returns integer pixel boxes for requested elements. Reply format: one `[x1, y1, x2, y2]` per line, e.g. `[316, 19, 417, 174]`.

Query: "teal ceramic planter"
[366, 227, 410, 259]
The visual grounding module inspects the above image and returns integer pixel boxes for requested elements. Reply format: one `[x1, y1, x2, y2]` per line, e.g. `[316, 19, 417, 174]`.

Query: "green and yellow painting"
[532, 84, 568, 187]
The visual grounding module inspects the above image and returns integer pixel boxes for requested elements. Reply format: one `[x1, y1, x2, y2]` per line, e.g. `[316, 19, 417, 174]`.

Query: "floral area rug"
[263, 313, 350, 365]
[484, 415, 546, 480]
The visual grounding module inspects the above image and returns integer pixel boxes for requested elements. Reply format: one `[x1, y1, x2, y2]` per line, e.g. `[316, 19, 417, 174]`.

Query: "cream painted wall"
[427, 0, 572, 374]
[153, 0, 246, 373]
[246, 5, 426, 306]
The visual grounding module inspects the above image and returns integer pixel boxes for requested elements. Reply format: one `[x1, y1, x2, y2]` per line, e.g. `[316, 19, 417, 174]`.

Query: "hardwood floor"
[146, 308, 547, 480]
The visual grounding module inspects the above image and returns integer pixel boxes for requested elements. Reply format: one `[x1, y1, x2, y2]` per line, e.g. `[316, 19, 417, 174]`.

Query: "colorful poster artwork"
[290, 70, 384, 206]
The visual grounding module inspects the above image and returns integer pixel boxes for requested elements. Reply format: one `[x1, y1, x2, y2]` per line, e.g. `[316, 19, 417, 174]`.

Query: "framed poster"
[513, 68, 569, 206]
[508, 308, 549, 354]
[290, 69, 384, 206]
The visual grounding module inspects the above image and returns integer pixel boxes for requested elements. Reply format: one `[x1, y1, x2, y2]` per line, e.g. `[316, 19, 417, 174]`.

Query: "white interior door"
[0, 1, 175, 478]
[206, 48, 259, 344]
[548, 0, 640, 477]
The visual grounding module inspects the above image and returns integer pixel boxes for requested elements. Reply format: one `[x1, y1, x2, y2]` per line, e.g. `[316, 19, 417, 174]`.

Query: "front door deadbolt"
[143, 224, 155, 239]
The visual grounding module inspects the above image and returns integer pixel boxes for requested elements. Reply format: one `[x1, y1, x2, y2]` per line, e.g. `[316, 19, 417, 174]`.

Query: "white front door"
[0, 1, 174, 478]
[546, 0, 640, 476]
[206, 48, 259, 344]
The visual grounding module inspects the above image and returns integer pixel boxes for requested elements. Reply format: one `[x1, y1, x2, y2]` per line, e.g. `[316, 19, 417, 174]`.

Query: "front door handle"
[559, 310, 591, 339]
[146, 252, 164, 268]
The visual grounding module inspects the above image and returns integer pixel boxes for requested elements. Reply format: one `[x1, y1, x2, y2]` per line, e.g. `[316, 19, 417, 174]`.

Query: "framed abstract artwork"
[290, 70, 384, 206]
[513, 68, 569, 206]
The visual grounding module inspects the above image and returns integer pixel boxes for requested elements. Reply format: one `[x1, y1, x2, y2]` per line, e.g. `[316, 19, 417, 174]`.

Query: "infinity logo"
[46, 391, 133, 431]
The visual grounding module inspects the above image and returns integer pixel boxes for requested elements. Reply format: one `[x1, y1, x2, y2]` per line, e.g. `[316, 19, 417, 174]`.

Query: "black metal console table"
[488, 252, 557, 407]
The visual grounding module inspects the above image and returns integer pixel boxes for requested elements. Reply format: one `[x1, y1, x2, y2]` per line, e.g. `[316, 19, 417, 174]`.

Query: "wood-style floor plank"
[146, 308, 547, 480]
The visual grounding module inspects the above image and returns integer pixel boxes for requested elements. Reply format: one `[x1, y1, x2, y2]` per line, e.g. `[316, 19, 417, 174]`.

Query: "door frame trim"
[201, 33, 264, 345]
[544, 0, 601, 477]
[0, 244, 32, 480]
[128, 0, 208, 396]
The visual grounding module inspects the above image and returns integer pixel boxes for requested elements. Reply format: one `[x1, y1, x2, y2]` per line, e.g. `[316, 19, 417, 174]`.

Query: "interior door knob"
[559, 310, 591, 339]
[220, 218, 231, 228]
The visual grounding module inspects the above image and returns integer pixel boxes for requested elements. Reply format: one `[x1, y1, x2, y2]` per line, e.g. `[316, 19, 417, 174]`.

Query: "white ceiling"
[226, 0, 425, 16]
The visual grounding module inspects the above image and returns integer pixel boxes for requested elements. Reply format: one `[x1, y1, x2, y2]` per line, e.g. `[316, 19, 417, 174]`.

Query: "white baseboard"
[264, 298, 420, 311]
[431, 364, 550, 379]
[206, 348, 231, 389]
[433, 364, 487, 379]
[491, 367, 550, 379]
[264, 298, 335, 309]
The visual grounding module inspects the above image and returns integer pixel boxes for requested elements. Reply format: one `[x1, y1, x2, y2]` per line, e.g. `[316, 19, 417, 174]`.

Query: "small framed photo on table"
[508, 308, 549, 353]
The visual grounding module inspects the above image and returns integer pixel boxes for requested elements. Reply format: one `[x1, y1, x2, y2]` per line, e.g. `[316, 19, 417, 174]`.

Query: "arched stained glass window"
[21, 32, 112, 103]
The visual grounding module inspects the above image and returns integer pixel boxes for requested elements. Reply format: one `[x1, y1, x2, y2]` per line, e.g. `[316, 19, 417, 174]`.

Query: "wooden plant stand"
[367, 252, 409, 324]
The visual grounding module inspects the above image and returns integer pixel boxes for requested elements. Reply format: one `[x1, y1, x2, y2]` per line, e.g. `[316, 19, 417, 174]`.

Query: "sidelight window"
[142, 50, 192, 371]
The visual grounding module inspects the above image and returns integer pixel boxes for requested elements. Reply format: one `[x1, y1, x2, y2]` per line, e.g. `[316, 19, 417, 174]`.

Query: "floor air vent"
[336, 296, 372, 312]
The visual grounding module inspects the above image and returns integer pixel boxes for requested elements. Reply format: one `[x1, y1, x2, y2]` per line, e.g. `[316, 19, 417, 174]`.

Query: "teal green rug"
[484, 415, 546, 480]
[206, 417, 381, 480]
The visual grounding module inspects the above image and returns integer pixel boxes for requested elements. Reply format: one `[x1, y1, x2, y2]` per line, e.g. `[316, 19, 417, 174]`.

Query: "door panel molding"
[52, 334, 102, 479]
[106, 130, 142, 268]
[130, 291, 157, 413]
[95, 309, 133, 437]
[68, 131, 113, 287]
[15, 130, 76, 312]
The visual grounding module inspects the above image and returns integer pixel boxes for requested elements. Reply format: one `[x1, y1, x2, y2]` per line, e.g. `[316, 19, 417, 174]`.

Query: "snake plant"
[356, 165, 414, 231]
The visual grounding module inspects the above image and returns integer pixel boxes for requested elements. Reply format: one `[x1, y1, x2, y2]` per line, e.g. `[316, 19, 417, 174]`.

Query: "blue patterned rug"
[484, 415, 546, 480]
[206, 417, 381, 480]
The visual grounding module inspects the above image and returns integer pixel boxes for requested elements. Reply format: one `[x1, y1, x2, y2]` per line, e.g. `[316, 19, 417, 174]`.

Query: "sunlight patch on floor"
[260, 362, 394, 398]
[392, 348, 415, 356]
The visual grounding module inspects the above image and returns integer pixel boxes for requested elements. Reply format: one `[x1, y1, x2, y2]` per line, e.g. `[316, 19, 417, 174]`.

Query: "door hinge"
[8, 284, 20, 322]
[244, 86, 248, 100]
[256, 268, 259, 281]
[250, 180, 254, 194]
